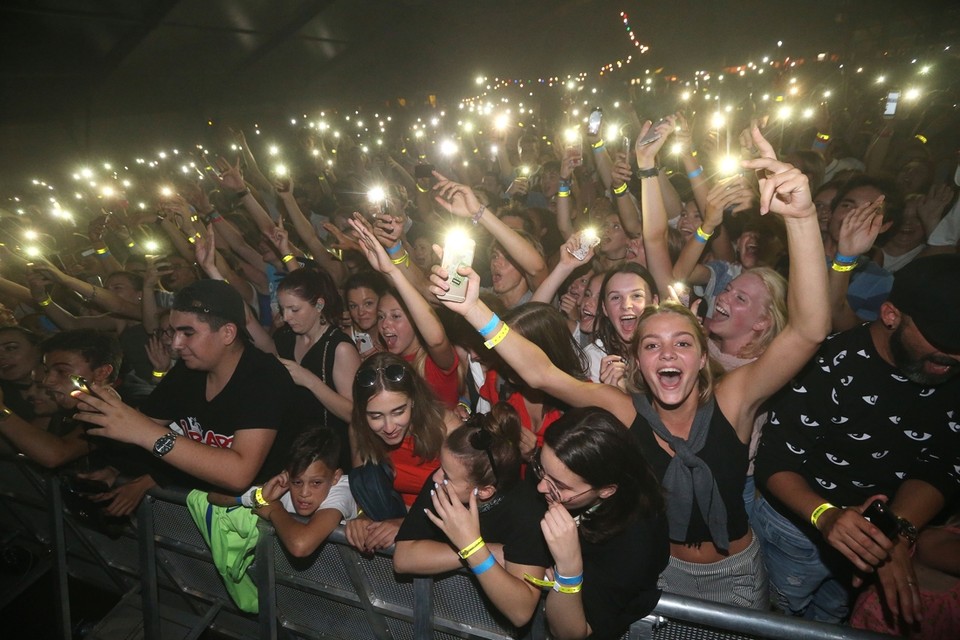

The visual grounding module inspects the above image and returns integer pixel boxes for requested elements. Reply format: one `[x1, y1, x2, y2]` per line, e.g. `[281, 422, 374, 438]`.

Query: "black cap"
[172, 279, 246, 330]
[887, 254, 960, 353]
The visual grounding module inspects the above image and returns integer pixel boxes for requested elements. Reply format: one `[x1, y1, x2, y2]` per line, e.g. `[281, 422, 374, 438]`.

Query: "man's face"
[889, 316, 960, 386]
[161, 257, 197, 292]
[42, 350, 99, 410]
[828, 185, 883, 244]
[169, 310, 230, 371]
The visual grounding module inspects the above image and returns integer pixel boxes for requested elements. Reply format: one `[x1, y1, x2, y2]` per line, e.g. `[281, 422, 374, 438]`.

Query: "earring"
[315, 302, 325, 313]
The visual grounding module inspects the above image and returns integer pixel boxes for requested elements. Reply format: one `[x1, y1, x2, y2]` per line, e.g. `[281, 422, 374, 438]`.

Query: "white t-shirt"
[244, 475, 357, 521]
[927, 198, 960, 247]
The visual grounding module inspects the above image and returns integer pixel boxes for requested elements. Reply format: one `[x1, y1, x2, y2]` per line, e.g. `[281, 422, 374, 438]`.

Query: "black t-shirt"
[581, 511, 669, 640]
[141, 345, 300, 490]
[396, 477, 552, 568]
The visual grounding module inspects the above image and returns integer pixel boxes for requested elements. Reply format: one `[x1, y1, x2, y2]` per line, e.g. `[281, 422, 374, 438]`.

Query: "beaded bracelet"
[694, 226, 712, 243]
[484, 323, 510, 349]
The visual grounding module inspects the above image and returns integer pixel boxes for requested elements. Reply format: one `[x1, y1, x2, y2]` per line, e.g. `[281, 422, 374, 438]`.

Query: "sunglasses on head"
[356, 363, 407, 388]
[468, 424, 499, 486]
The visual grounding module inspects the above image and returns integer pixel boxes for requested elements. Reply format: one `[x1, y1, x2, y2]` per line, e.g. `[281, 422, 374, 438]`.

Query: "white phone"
[437, 231, 476, 303]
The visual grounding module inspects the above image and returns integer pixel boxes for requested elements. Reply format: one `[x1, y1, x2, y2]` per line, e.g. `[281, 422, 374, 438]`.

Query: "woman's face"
[735, 231, 762, 269]
[708, 273, 772, 343]
[432, 447, 477, 504]
[578, 273, 605, 335]
[287, 460, 341, 517]
[813, 187, 837, 235]
[637, 312, 706, 408]
[347, 286, 380, 333]
[891, 199, 926, 249]
[602, 272, 653, 343]
[278, 290, 322, 335]
[599, 214, 628, 259]
[24, 367, 58, 417]
[566, 270, 594, 305]
[0, 331, 39, 384]
[105, 274, 141, 304]
[678, 201, 703, 238]
[378, 294, 417, 356]
[364, 389, 413, 446]
[410, 237, 435, 271]
[535, 445, 599, 509]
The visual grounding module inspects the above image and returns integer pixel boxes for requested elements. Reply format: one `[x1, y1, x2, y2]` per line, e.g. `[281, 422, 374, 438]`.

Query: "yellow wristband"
[282, 254, 296, 263]
[95, 246, 109, 255]
[554, 582, 583, 594]
[591, 139, 605, 149]
[458, 536, 485, 559]
[254, 487, 270, 508]
[695, 226, 713, 242]
[416, 184, 429, 193]
[810, 502, 838, 528]
[831, 261, 856, 273]
[612, 182, 628, 195]
[390, 252, 410, 266]
[38, 296, 53, 307]
[484, 323, 510, 349]
[152, 370, 167, 379]
[557, 190, 570, 198]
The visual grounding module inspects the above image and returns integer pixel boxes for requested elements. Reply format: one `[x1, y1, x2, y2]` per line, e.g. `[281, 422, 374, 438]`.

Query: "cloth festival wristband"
[385, 242, 403, 256]
[810, 502, 837, 527]
[694, 227, 712, 243]
[477, 314, 500, 338]
[458, 537, 485, 559]
[470, 554, 496, 575]
[484, 323, 510, 349]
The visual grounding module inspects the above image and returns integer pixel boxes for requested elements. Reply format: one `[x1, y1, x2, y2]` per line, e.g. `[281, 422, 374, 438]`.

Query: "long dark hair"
[277, 267, 343, 325]
[543, 407, 663, 543]
[350, 352, 446, 465]
[594, 263, 659, 360]
[445, 403, 522, 493]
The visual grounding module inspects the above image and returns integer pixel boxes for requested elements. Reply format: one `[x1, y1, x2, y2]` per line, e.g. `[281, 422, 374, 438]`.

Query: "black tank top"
[630, 402, 749, 545]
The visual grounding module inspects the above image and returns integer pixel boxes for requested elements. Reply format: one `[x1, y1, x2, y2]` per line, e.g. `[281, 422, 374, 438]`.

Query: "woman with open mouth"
[429, 128, 829, 611]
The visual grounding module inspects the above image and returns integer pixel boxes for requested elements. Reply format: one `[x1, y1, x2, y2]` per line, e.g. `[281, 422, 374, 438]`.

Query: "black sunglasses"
[356, 364, 407, 388]
[468, 425, 499, 486]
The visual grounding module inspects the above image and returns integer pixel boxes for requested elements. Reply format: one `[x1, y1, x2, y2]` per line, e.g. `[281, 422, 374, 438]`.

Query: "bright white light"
[274, 164, 288, 177]
[367, 186, 386, 203]
[80, 168, 93, 179]
[681, 91, 691, 101]
[439, 139, 458, 156]
[494, 114, 509, 130]
[802, 108, 815, 119]
[719, 156, 740, 175]
[778, 106, 793, 120]
[876, 75, 886, 84]
[463, 121, 474, 133]
[563, 128, 580, 144]
[144, 240, 160, 252]
[711, 112, 726, 129]
[23, 230, 38, 241]
[269, 145, 279, 156]
[904, 87, 921, 101]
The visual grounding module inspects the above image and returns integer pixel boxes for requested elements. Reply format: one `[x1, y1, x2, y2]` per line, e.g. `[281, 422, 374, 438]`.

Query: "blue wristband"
[833, 252, 858, 264]
[687, 166, 703, 179]
[235, 495, 243, 506]
[385, 242, 403, 256]
[554, 569, 584, 586]
[471, 554, 496, 576]
[477, 313, 500, 338]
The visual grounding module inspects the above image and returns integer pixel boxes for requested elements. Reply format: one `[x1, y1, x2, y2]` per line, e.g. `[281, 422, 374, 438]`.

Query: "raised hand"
[216, 157, 246, 192]
[740, 127, 813, 218]
[423, 479, 483, 553]
[433, 172, 483, 219]
[836, 196, 886, 257]
[539, 502, 583, 577]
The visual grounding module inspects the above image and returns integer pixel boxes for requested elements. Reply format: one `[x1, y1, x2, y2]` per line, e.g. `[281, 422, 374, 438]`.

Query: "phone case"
[862, 500, 899, 539]
[568, 230, 601, 261]
[637, 121, 666, 147]
[437, 237, 476, 303]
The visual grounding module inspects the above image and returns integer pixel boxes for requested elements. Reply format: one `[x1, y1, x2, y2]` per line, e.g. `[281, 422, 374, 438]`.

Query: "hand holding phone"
[436, 231, 476, 303]
[587, 108, 603, 136]
[70, 374, 104, 404]
[883, 91, 901, 119]
[862, 499, 900, 541]
[637, 119, 668, 146]
[568, 228, 601, 261]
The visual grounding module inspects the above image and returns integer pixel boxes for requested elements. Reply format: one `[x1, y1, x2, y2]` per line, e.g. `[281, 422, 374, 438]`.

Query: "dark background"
[1, 0, 957, 193]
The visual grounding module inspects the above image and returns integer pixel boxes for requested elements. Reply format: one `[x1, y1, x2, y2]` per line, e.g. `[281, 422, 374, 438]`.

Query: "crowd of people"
[1, 54, 959, 639]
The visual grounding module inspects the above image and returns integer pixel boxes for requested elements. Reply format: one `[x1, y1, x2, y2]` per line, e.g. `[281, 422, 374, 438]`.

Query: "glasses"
[530, 448, 593, 505]
[468, 425, 499, 486]
[356, 364, 406, 388]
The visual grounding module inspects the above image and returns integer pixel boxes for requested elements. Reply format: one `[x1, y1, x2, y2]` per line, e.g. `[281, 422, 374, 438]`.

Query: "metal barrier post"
[255, 521, 277, 640]
[137, 494, 161, 640]
[412, 577, 433, 640]
[48, 475, 72, 639]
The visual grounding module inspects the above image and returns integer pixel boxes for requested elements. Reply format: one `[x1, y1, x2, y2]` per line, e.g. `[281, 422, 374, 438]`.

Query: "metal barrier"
[0, 459, 892, 640]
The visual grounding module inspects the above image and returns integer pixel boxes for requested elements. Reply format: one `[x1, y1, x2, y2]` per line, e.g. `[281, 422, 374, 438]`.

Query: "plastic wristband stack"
[38, 296, 53, 307]
[470, 554, 496, 576]
[810, 502, 838, 528]
[390, 253, 410, 266]
[694, 226, 713, 243]
[832, 252, 858, 273]
[385, 242, 403, 256]
[254, 487, 270, 508]
[281, 254, 296, 264]
[96, 248, 111, 257]
[687, 166, 704, 179]
[484, 323, 510, 349]
[477, 314, 501, 339]
[458, 537, 485, 559]
[557, 189, 571, 198]
[523, 572, 584, 594]
[612, 183, 629, 197]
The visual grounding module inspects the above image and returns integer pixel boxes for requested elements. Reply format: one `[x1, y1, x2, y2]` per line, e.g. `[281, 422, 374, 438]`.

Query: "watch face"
[154, 433, 176, 457]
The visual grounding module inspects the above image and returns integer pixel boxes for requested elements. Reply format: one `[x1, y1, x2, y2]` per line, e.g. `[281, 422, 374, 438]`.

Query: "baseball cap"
[172, 279, 246, 331]
[887, 254, 960, 353]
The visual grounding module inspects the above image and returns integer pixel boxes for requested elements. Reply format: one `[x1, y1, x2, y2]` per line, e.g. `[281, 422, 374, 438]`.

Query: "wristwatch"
[897, 516, 918, 547]
[152, 432, 178, 458]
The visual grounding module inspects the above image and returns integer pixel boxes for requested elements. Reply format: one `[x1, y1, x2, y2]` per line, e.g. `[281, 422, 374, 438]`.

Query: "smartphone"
[883, 91, 900, 119]
[436, 231, 476, 303]
[414, 164, 435, 180]
[568, 228, 601, 261]
[69, 374, 103, 402]
[63, 476, 110, 495]
[637, 119, 667, 146]
[587, 108, 603, 136]
[622, 136, 632, 155]
[862, 499, 899, 540]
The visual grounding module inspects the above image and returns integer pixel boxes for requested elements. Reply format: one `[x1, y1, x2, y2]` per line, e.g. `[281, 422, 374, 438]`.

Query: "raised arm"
[828, 196, 887, 332]
[29, 259, 141, 320]
[720, 128, 830, 436]
[429, 263, 635, 427]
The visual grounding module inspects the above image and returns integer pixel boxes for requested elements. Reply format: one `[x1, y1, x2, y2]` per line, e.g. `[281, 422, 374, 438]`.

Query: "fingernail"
[434, 481, 438, 488]
[443, 479, 448, 486]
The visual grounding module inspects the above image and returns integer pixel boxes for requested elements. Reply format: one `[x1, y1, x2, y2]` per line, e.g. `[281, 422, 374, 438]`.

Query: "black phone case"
[862, 500, 899, 539]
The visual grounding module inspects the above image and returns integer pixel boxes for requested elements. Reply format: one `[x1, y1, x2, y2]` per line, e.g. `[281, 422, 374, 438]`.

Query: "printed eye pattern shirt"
[755, 325, 960, 508]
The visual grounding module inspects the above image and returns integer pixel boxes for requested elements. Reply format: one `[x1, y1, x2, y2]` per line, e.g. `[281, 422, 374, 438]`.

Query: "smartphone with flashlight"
[862, 499, 900, 540]
[883, 91, 901, 119]
[637, 119, 667, 146]
[587, 108, 603, 136]
[414, 164, 435, 180]
[569, 228, 601, 261]
[437, 231, 476, 303]
[69, 374, 104, 405]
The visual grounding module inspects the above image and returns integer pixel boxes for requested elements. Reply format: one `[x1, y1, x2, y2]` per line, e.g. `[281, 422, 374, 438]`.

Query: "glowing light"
[476, 76, 485, 85]
[671, 142, 683, 155]
[719, 156, 740, 175]
[494, 113, 509, 130]
[563, 128, 580, 144]
[439, 139, 458, 156]
[802, 108, 815, 119]
[462, 121, 474, 133]
[101, 186, 115, 197]
[268, 145, 279, 156]
[367, 186, 386, 203]
[920, 65, 931, 74]
[23, 230, 38, 241]
[414, 130, 424, 139]
[274, 164, 288, 177]
[159, 186, 174, 198]
[876, 75, 886, 84]
[80, 168, 93, 179]
[778, 106, 793, 120]
[144, 240, 160, 252]
[681, 91, 691, 101]
[904, 87, 921, 101]
[710, 112, 726, 129]
[24, 246, 41, 258]
[823, 90, 832, 98]
[789, 86, 799, 96]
